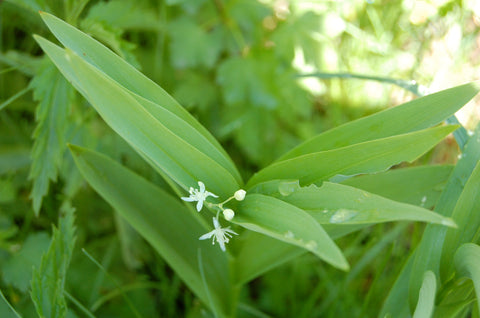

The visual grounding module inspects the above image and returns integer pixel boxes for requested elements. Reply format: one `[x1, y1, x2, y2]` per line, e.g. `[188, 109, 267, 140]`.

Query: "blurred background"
[1, 0, 479, 317]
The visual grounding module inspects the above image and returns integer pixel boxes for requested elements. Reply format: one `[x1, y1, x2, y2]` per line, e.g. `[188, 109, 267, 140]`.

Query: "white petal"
[199, 231, 214, 240]
[196, 200, 204, 212]
[198, 181, 205, 192]
[181, 197, 195, 202]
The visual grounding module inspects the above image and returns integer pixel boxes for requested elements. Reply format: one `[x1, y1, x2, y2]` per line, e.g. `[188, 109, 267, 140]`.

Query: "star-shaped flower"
[199, 217, 238, 252]
[181, 181, 218, 212]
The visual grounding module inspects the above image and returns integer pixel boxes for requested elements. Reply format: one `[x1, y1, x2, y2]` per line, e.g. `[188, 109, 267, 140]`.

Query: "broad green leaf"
[270, 182, 456, 227]
[234, 194, 349, 271]
[279, 82, 480, 161]
[341, 165, 453, 208]
[28, 60, 74, 215]
[408, 124, 480, 308]
[37, 12, 241, 183]
[31, 201, 76, 318]
[413, 271, 436, 318]
[442, 161, 480, 278]
[454, 243, 480, 305]
[247, 125, 457, 187]
[233, 232, 304, 285]
[34, 36, 239, 197]
[68, 145, 233, 316]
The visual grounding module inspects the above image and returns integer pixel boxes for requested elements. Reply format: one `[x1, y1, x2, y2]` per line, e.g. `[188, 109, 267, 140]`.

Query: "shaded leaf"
[68, 144, 233, 316]
[31, 201, 76, 318]
[28, 61, 74, 215]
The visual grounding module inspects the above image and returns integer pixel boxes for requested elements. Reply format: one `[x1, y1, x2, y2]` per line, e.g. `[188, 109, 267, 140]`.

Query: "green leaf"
[270, 181, 456, 227]
[442, 160, 480, 278]
[408, 124, 480, 308]
[31, 201, 76, 318]
[168, 17, 223, 68]
[68, 144, 233, 316]
[37, 11, 234, 172]
[28, 60, 74, 215]
[279, 81, 480, 161]
[413, 271, 436, 318]
[233, 232, 304, 285]
[34, 36, 240, 197]
[454, 243, 480, 305]
[341, 165, 453, 208]
[2, 232, 50, 292]
[234, 194, 349, 271]
[247, 125, 457, 187]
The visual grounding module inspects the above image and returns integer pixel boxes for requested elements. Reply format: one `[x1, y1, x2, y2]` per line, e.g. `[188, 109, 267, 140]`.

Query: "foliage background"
[0, 0, 479, 317]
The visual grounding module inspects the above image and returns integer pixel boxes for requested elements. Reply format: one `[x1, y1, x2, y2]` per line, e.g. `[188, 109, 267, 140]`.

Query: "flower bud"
[223, 209, 235, 221]
[234, 189, 246, 201]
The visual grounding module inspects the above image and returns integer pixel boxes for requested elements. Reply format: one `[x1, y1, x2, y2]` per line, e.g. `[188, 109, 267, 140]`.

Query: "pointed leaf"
[279, 82, 480, 161]
[68, 145, 232, 316]
[235, 194, 349, 271]
[247, 125, 457, 187]
[34, 36, 239, 197]
[37, 12, 241, 183]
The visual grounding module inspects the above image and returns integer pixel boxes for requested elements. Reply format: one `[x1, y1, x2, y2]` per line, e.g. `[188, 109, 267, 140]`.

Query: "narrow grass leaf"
[408, 124, 480, 308]
[279, 82, 479, 161]
[234, 194, 349, 271]
[37, 12, 241, 183]
[442, 161, 480, 278]
[413, 271, 436, 318]
[30, 201, 76, 318]
[454, 243, 480, 304]
[28, 61, 74, 215]
[247, 125, 457, 187]
[68, 145, 232, 316]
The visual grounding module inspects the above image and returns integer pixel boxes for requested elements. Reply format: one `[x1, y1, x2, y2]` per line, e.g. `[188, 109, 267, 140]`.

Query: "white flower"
[181, 181, 218, 212]
[234, 189, 246, 201]
[223, 208, 235, 221]
[199, 217, 238, 252]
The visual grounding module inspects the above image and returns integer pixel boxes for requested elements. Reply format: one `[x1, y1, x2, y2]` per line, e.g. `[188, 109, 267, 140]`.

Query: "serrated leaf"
[235, 194, 349, 271]
[247, 125, 458, 187]
[28, 61, 74, 215]
[279, 82, 480, 161]
[31, 201, 76, 318]
[68, 144, 232, 316]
